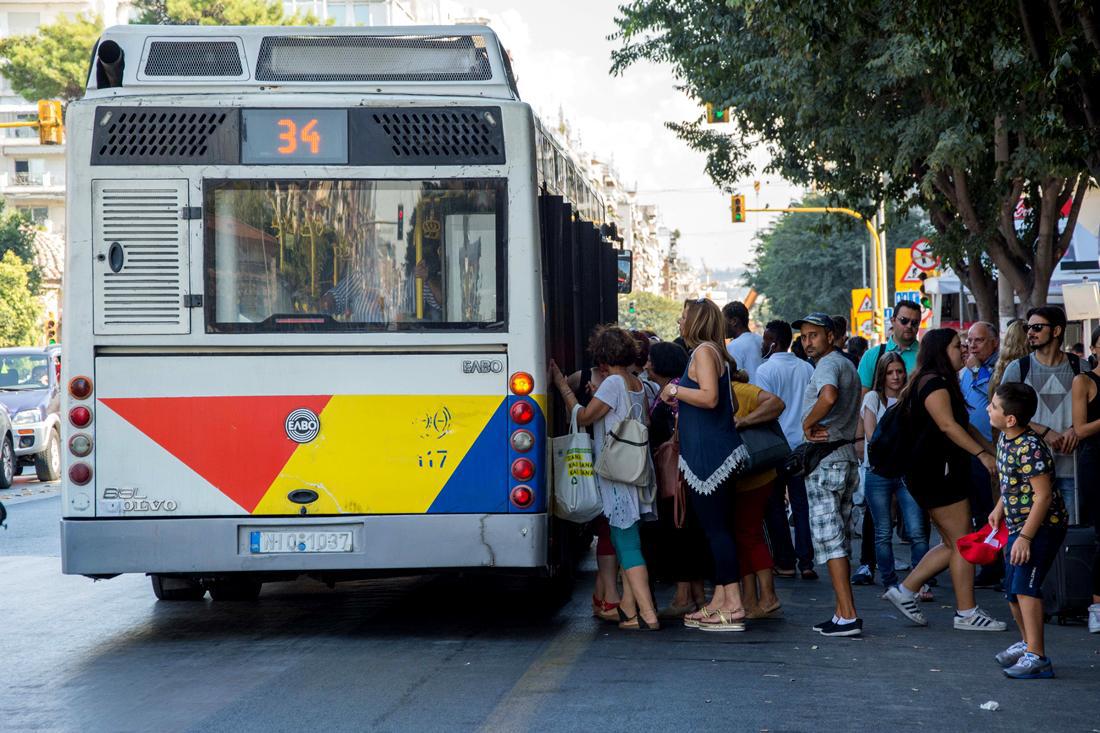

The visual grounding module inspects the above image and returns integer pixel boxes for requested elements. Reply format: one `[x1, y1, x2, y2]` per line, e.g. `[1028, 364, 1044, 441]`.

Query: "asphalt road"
[1, 494, 1098, 733]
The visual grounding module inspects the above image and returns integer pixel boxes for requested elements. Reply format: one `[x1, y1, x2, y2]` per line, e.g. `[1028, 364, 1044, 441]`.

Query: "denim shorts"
[1004, 524, 1067, 601]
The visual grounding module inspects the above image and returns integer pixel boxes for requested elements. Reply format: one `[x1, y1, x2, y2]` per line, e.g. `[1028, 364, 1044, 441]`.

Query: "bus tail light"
[69, 434, 93, 457]
[510, 485, 534, 509]
[69, 406, 93, 428]
[509, 401, 534, 425]
[511, 458, 535, 481]
[510, 429, 534, 452]
[69, 463, 92, 485]
[509, 372, 534, 396]
[69, 376, 93, 400]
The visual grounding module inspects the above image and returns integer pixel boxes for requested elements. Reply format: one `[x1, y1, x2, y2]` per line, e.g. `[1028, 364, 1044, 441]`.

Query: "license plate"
[249, 530, 354, 554]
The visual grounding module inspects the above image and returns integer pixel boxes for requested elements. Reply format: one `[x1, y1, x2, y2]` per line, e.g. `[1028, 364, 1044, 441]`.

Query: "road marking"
[478, 628, 593, 732]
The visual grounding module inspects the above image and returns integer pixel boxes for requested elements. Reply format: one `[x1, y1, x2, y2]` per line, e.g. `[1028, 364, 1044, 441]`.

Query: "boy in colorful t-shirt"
[987, 383, 1069, 679]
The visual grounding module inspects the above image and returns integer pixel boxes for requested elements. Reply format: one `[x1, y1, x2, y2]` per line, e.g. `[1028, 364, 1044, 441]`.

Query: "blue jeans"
[765, 473, 815, 571]
[864, 468, 929, 588]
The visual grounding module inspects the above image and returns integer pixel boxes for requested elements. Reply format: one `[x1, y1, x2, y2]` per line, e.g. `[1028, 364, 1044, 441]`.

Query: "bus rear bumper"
[60, 513, 548, 576]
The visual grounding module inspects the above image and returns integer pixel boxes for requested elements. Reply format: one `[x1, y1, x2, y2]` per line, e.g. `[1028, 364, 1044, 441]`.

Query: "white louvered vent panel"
[93, 180, 191, 335]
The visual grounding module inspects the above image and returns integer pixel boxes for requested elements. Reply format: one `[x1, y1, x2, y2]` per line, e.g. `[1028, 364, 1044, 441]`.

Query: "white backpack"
[594, 400, 651, 488]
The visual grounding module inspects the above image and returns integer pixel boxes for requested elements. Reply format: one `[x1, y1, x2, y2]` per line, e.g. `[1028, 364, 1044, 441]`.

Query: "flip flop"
[683, 606, 716, 629]
[697, 608, 747, 632]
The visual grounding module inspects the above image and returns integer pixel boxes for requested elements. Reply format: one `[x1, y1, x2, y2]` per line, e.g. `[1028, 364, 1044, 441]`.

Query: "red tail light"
[511, 457, 535, 481]
[509, 401, 534, 425]
[510, 485, 534, 509]
[69, 406, 92, 428]
[69, 463, 92, 485]
[69, 376, 92, 400]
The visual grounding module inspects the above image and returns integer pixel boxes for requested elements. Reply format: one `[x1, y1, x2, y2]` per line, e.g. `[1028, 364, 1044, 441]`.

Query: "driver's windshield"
[0, 354, 49, 390]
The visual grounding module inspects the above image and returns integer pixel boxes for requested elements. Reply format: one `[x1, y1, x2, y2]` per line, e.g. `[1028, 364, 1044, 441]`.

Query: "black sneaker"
[818, 618, 863, 637]
[812, 618, 831, 632]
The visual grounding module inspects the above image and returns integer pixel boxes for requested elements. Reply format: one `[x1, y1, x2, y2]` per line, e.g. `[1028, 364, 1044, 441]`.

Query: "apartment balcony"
[0, 171, 65, 200]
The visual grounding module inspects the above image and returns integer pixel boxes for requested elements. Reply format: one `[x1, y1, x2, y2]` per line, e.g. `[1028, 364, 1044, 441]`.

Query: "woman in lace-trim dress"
[659, 298, 750, 632]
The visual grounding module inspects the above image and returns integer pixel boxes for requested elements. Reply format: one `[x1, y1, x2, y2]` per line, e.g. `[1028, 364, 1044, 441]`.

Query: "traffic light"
[918, 272, 931, 310]
[397, 204, 404, 239]
[731, 194, 746, 223]
[628, 300, 636, 315]
[37, 100, 63, 145]
[705, 103, 729, 124]
[45, 312, 57, 345]
[873, 311, 883, 334]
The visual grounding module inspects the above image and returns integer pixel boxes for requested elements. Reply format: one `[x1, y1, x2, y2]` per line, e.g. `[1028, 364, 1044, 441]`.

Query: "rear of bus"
[60, 26, 557, 596]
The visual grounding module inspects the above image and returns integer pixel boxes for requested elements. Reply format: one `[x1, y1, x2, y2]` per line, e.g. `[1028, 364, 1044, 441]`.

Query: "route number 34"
[277, 118, 321, 155]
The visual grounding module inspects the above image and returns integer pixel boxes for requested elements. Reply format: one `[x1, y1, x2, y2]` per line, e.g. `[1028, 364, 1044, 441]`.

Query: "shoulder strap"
[877, 343, 887, 362]
[1017, 355, 1031, 383]
[1068, 353, 1082, 375]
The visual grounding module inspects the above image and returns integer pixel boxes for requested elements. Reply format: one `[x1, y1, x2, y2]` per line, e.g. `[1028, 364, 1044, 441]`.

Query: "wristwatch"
[669, 384, 679, 398]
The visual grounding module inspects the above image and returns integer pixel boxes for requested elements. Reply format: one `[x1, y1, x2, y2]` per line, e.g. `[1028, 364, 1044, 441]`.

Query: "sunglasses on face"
[1026, 323, 1051, 332]
[895, 316, 919, 327]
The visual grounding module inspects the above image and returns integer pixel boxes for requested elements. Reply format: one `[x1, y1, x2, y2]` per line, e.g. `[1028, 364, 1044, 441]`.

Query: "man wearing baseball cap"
[793, 312, 864, 636]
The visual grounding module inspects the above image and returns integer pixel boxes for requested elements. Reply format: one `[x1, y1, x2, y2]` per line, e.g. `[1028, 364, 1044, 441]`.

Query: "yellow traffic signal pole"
[742, 206, 887, 341]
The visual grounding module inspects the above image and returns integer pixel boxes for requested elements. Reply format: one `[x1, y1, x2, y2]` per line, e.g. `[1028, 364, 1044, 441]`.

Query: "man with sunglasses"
[1002, 306, 1083, 523]
[857, 300, 922, 393]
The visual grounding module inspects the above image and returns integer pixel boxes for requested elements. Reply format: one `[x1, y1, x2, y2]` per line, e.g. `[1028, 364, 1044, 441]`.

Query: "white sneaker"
[1089, 603, 1100, 634]
[954, 607, 1007, 632]
[883, 585, 927, 626]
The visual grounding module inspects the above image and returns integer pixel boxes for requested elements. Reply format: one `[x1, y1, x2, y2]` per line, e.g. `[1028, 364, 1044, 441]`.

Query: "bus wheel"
[151, 574, 205, 601]
[208, 577, 263, 602]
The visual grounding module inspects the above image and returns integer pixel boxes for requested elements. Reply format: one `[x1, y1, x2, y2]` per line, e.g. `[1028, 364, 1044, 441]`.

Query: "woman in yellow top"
[731, 369, 786, 619]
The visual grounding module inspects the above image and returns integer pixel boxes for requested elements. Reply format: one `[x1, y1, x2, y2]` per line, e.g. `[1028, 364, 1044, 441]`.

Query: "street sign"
[910, 238, 939, 272]
[884, 307, 894, 323]
[894, 248, 923, 295]
[851, 288, 873, 340]
[896, 290, 919, 305]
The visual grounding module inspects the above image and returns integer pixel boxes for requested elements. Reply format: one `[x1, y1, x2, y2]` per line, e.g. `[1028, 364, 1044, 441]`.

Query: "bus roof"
[85, 24, 519, 100]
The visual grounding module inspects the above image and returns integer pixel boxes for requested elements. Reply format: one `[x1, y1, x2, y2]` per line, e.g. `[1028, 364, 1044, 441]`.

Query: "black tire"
[150, 574, 206, 601]
[34, 429, 61, 482]
[208, 577, 263, 601]
[0, 437, 14, 489]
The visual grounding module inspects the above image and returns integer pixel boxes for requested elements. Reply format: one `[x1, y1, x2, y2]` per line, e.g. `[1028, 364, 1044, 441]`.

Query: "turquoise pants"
[609, 522, 645, 570]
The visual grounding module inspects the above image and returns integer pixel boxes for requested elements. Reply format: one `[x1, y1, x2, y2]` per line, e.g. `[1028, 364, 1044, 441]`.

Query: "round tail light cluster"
[509, 372, 534, 396]
[511, 458, 535, 481]
[69, 406, 92, 428]
[510, 429, 534, 452]
[509, 401, 534, 425]
[69, 376, 93, 400]
[69, 434, 93, 457]
[510, 486, 534, 509]
[69, 463, 92, 485]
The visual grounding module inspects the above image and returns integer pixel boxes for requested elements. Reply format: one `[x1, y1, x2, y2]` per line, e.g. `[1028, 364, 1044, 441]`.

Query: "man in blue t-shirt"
[857, 300, 921, 391]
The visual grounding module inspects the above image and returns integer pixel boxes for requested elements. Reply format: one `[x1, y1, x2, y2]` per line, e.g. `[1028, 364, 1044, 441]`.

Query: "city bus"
[60, 24, 621, 600]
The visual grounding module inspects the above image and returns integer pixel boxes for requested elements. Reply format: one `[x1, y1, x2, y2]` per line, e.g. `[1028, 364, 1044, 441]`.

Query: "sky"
[453, 0, 806, 274]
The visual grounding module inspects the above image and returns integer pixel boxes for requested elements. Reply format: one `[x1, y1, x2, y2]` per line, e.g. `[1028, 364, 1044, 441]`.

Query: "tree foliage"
[132, 0, 320, 25]
[611, 0, 1095, 317]
[746, 198, 929, 323]
[618, 292, 683, 341]
[0, 199, 40, 294]
[0, 251, 39, 347]
[0, 14, 102, 102]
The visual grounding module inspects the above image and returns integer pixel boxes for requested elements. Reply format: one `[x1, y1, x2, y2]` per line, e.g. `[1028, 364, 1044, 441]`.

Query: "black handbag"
[737, 420, 791, 474]
[781, 439, 855, 478]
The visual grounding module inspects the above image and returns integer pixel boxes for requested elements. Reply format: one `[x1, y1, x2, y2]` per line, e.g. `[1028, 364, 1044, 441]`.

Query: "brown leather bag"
[654, 435, 687, 528]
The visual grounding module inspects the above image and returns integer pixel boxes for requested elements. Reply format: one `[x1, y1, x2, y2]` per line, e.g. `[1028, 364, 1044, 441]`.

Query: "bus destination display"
[241, 109, 348, 164]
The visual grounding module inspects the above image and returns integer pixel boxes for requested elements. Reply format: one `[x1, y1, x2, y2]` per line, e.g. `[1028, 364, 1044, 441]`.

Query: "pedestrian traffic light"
[37, 100, 63, 145]
[705, 103, 729, 124]
[731, 194, 746, 223]
[45, 312, 57, 345]
[397, 204, 404, 239]
[918, 272, 931, 310]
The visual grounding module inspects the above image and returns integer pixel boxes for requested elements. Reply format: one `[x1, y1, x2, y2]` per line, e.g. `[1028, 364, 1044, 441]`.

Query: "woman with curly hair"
[551, 325, 660, 631]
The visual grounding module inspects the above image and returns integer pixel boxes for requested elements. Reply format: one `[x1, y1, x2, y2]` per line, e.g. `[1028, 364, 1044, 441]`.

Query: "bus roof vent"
[91, 107, 240, 166]
[143, 40, 245, 77]
[352, 107, 505, 165]
[255, 34, 493, 82]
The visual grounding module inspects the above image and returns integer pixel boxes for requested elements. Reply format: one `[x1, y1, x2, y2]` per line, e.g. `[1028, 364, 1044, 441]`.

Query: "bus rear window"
[204, 179, 506, 332]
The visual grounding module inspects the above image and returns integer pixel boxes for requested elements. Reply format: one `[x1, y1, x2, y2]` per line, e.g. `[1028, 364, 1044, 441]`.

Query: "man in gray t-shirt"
[1001, 306, 1081, 520]
[792, 312, 864, 637]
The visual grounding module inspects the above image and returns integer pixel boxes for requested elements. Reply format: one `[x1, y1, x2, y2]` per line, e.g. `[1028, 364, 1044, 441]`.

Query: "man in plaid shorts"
[793, 313, 863, 637]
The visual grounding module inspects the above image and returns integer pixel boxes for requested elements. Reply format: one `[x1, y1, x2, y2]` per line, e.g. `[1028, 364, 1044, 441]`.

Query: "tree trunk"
[965, 259, 998, 322]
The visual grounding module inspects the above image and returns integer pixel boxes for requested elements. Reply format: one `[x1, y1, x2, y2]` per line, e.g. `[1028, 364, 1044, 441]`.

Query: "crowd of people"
[548, 297, 1100, 680]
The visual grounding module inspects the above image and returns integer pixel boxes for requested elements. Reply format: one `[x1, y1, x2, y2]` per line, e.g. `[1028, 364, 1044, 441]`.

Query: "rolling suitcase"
[1041, 464, 1096, 624]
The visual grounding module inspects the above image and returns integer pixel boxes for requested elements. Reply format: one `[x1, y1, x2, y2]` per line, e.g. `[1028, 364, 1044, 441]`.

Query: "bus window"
[204, 178, 506, 332]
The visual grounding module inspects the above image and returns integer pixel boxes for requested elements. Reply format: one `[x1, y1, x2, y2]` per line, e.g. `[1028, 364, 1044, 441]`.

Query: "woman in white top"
[860, 352, 930, 592]
[551, 325, 660, 631]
